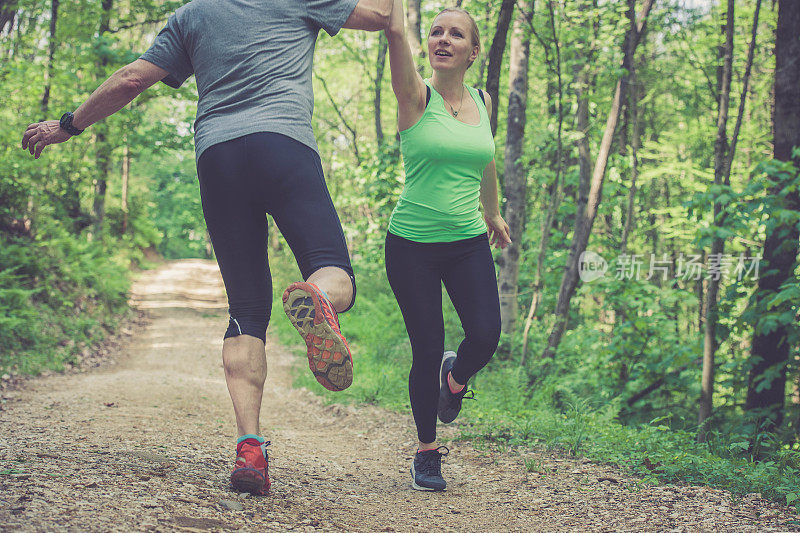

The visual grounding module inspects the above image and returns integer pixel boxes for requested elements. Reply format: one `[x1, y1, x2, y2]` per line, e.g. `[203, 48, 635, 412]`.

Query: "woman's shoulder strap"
[477, 88, 486, 108]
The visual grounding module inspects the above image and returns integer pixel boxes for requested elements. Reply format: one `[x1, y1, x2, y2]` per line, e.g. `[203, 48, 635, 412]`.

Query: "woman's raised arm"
[385, 0, 427, 130]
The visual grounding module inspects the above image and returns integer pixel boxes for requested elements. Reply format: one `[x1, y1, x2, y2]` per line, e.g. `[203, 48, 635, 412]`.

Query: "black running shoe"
[411, 446, 449, 491]
[438, 351, 475, 423]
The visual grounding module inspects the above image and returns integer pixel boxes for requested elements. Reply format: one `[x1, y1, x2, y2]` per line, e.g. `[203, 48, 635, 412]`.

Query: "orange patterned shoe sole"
[282, 282, 353, 391]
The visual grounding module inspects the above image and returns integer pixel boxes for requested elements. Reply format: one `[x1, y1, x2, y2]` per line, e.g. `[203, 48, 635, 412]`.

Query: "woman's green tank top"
[388, 80, 495, 243]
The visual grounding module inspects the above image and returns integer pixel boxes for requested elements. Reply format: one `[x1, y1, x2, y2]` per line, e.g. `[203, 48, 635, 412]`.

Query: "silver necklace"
[436, 83, 465, 117]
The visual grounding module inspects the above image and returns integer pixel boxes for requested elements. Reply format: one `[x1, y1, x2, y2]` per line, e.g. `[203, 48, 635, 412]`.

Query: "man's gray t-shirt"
[140, 0, 359, 161]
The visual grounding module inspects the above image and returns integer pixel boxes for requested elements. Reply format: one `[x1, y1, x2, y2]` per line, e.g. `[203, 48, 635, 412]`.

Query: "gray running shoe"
[437, 351, 474, 423]
[411, 446, 449, 491]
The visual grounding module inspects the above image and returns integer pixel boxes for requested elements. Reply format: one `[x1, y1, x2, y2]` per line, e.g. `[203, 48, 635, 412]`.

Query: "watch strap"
[59, 112, 84, 136]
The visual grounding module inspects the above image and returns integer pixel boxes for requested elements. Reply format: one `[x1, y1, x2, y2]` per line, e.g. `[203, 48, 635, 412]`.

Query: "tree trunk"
[497, 3, 532, 336]
[484, 0, 515, 135]
[620, 71, 640, 251]
[406, 0, 424, 72]
[374, 33, 388, 145]
[745, 0, 800, 433]
[726, 0, 762, 182]
[121, 144, 129, 234]
[541, 0, 654, 360]
[610, 0, 643, 387]
[520, 0, 564, 363]
[40, 0, 58, 118]
[698, 0, 735, 443]
[0, 0, 16, 34]
[699, 0, 762, 441]
[572, 0, 600, 227]
[574, 68, 592, 232]
[696, 250, 706, 333]
[92, 0, 114, 237]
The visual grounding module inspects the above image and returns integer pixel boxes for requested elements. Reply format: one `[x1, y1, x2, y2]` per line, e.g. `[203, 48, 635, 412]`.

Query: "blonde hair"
[431, 8, 481, 68]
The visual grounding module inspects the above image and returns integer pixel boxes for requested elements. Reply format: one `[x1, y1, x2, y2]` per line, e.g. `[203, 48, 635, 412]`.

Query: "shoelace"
[448, 386, 476, 401]
[237, 440, 271, 460]
[418, 446, 449, 476]
[260, 440, 271, 459]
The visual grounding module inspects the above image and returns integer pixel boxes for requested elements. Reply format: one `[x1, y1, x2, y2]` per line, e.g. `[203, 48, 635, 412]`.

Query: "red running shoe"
[230, 440, 271, 495]
[282, 281, 353, 391]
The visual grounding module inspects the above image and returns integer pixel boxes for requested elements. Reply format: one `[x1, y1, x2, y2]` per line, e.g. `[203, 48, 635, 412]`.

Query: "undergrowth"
[0, 226, 133, 376]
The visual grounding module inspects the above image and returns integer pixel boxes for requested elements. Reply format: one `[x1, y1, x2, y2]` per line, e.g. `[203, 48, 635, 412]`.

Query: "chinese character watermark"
[579, 251, 761, 283]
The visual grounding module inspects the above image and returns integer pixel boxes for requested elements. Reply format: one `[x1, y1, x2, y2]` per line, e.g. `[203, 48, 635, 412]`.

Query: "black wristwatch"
[59, 112, 84, 136]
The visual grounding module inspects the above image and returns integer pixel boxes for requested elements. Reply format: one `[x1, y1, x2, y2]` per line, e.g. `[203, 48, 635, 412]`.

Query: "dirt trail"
[0, 260, 797, 532]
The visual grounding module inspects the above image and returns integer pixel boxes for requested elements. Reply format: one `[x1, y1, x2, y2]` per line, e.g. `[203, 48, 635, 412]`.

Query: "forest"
[1, 0, 799, 506]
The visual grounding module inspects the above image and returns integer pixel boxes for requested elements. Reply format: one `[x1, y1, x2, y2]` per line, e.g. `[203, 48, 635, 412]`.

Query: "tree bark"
[374, 33, 388, 145]
[574, 68, 592, 232]
[745, 0, 800, 433]
[485, 0, 515, 135]
[40, 0, 58, 118]
[572, 0, 599, 227]
[497, 3, 532, 336]
[0, 0, 16, 35]
[92, 0, 114, 237]
[619, 72, 640, 251]
[406, 0, 424, 72]
[541, 0, 654, 360]
[121, 144, 129, 234]
[698, 0, 735, 443]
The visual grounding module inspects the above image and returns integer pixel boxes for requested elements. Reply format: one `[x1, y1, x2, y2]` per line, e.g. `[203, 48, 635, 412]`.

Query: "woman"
[383, 0, 511, 491]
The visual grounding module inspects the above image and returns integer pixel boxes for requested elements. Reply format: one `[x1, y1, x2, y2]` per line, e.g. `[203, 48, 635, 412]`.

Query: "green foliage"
[0, 226, 131, 375]
[149, 162, 209, 260]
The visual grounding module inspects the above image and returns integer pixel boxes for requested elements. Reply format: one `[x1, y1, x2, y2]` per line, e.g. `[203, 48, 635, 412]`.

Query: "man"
[21, 0, 393, 496]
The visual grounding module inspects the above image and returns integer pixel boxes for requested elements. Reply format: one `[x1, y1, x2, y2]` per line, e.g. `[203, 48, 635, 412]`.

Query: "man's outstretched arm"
[21, 59, 168, 159]
[341, 0, 393, 31]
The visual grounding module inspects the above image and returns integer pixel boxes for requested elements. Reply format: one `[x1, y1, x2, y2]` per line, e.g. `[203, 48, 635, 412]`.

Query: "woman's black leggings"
[385, 232, 501, 443]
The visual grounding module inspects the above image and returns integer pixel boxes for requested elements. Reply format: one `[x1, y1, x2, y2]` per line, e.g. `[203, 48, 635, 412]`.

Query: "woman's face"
[427, 12, 478, 73]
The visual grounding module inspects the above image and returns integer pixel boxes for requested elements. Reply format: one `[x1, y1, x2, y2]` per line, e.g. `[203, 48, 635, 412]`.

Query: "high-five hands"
[484, 213, 511, 249]
[21, 121, 71, 159]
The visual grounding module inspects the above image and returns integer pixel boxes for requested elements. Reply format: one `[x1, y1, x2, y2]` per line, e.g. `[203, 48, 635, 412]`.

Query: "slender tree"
[497, 2, 532, 335]
[619, 0, 642, 253]
[521, 0, 564, 362]
[121, 143, 129, 234]
[406, 0, 424, 72]
[697, 0, 762, 441]
[92, 0, 114, 237]
[484, 0, 515, 135]
[573, 0, 600, 239]
[40, 0, 59, 118]
[374, 33, 388, 144]
[698, 0, 735, 442]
